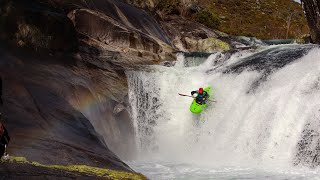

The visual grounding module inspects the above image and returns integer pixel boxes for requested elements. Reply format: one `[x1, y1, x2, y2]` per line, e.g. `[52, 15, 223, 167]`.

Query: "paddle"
[178, 93, 217, 103]
[178, 93, 194, 98]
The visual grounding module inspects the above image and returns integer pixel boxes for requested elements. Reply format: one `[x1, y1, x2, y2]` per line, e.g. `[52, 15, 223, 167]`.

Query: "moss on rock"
[5, 156, 146, 180]
[185, 37, 230, 52]
[200, 37, 231, 51]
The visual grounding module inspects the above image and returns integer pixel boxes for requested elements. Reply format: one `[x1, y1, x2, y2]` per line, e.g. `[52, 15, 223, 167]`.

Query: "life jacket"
[0, 123, 4, 137]
[0, 122, 9, 146]
[196, 91, 208, 104]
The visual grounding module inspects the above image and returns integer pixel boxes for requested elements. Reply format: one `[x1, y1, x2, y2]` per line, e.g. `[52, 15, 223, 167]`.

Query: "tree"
[302, 0, 320, 43]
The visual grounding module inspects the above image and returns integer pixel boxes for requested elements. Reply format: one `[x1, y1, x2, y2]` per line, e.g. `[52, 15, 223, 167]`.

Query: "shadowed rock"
[294, 122, 320, 167]
[160, 15, 231, 52]
[223, 45, 315, 93]
[0, 46, 134, 171]
[0, 0, 178, 173]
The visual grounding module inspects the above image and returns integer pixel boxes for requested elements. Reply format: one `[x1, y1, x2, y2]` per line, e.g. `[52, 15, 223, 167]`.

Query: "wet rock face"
[223, 45, 315, 93]
[69, 9, 161, 55]
[160, 15, 230, 52]
[0, 46, 134, 171]
[294, 122, 320, 167]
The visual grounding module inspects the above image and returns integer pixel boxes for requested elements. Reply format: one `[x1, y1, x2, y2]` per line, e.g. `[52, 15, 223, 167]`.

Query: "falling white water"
[126, 44, 320, 179]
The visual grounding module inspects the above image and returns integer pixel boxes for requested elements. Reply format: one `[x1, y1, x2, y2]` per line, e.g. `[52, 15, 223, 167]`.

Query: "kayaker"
[0, 112, 10, 160]
[191, 88, 209, 105]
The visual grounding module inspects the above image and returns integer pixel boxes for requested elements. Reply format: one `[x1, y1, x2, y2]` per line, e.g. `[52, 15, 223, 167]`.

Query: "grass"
[194, 10, 220, 29]
[200, 0, 309, 39]
[149, 0, 309, 39]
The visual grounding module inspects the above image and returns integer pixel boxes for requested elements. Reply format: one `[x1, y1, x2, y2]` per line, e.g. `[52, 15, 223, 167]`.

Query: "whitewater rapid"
[126, 44, 320, 179]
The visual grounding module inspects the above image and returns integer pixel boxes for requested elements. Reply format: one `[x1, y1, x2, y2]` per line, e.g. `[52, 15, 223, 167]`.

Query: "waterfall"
[126, 44, 320, 175]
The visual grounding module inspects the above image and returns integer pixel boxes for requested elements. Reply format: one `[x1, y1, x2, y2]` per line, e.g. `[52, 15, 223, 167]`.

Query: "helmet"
[199, 88, 204, 94]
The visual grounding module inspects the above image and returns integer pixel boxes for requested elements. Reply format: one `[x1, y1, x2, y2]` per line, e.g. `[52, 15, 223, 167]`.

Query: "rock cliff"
[0, 0, 178, 176]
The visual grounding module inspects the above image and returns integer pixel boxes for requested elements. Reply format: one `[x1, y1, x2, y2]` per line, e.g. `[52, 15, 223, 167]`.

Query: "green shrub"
[194, 10, 220, 29]
[156, 0, 181, 15]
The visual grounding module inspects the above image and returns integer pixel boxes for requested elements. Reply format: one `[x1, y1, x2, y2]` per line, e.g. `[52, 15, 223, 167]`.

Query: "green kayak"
[190, 86, 212, 114]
